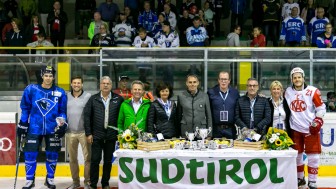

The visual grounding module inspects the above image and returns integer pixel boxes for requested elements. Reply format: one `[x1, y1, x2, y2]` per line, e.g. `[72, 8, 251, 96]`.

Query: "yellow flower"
[125, 134, 132, 142]
[275, 139, 283, 146]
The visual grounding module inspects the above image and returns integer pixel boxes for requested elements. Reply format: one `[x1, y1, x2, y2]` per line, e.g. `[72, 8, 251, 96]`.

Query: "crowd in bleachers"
[2, 0, 336, 51]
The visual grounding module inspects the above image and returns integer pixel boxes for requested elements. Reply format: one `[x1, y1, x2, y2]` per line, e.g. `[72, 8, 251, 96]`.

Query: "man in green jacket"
[118, 80, 151, 132]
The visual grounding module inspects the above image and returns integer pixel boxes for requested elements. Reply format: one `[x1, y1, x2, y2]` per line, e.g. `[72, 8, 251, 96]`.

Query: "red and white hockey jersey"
[285, 85, 326, 133]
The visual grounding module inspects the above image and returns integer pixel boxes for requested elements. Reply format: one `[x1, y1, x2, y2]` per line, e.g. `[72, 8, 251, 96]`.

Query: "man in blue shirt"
[186, 16, 208, 46]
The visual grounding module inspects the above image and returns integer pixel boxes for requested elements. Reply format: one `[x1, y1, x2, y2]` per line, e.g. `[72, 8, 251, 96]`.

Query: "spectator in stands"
[26, 32, 53, 63]
[229, 0, 246, 33]
[203, 1, 214, 40]
[124, 0, 139, 23]
[262, 0, 281, 47]
[151, 13, 165, 37]
[298, 0, 307, 11]
[138, 1, 158, 34]
[315, 0, 332, 18]
[124, 6, 137, 28]
[281, 0, 300, 20]
[208, 71, 240, 139]
[0, 2, 9, 45]
[2, 21, 12, 46]
[25, 15, 45, 44]
[158, 0, 177, 15]
[90, 22, 115, 52]
[75, 0, 96, 39]
[5, 18, 27, 87]
[162, 3, 177, 29]
[252, 0, 264, 28]
[178, 9, 192, 47]
[177, 74, 212, 138]
[250, 26, 266, 47]
[47, 0, 68, 54]
[4, 0, 18, 18]
[38, 0, 62, 37]
[301, 0, 316, 25]
[326, 92, 336, 112]
[113, 11, 135, 47]
[19, 0, 37, 29]
[308, 7, 329, 47]
[147, 81, 177, 138]
[113, 75, 132, 100]
[267, 80, 291, 134]
[280, 7, 306, 47]
[212, 0, 225, 37]
[317, 23, 336, 48]
[235, 78, 271, 137]
[197, 9, 207, 27]
[226, 25, 241, 47]
[98, 0, 120, 33]
[88, 12, 108, 44]
[180, 0, 198, 18]
[186, 16, 207, 47]
[143, 81, 155, 102]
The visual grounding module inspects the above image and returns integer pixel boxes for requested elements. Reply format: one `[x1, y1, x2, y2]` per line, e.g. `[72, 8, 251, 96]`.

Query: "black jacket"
[47, 9, 68, 34]
[147, 100, 178, 139]
[267, 97, 292, 138]
[84, 92, 124, 140]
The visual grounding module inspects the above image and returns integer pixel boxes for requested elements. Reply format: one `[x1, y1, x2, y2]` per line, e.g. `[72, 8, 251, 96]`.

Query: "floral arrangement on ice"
[263, 127, 294, 150]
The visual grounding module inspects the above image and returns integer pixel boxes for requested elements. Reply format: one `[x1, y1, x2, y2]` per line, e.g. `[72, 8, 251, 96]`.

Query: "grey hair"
[100, 76, 112, 84]
[247, 77, 258, 84]
[131, 80, 144, 89]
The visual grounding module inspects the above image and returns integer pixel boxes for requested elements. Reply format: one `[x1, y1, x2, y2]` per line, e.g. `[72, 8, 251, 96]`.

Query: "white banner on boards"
[320, 113, 336, 165]
[117, 155, 297, 189]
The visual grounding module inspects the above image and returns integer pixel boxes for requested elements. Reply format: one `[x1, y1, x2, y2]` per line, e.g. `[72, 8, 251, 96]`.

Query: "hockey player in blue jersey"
[308, 7, 329, 47]
[280, 7, 306, 47]
[17, 66, 67, 189]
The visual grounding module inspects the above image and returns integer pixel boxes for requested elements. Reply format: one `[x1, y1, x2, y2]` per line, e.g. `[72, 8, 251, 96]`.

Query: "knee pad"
[46, 151, 59, 178]
[24, 152, 38, 180]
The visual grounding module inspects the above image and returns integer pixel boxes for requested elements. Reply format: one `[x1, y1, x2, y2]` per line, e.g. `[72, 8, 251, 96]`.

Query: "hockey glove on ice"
[309, 117, 323, 135]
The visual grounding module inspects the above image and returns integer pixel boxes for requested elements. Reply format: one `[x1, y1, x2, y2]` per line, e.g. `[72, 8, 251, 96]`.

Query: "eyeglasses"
[219, 78, 229, 82]
[247, 84, 258, 88]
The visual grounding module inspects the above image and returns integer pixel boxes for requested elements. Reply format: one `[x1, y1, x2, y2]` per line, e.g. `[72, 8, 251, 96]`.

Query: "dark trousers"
[90, 139, 116, 188]
[50, 30, 65, 54]
[263, 21, 279, 47]
[230, 13, 244, 32]
[214, 8, 222, 36]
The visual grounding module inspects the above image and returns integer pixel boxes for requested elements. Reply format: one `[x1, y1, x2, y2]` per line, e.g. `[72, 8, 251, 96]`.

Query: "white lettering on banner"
[0, 137, 12, 151]
[288, 22, 301, 27]
[117, 155, 297, 189]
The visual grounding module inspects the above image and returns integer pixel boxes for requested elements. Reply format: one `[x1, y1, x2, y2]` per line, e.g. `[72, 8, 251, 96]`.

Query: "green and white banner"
[115, 149, 297, 189]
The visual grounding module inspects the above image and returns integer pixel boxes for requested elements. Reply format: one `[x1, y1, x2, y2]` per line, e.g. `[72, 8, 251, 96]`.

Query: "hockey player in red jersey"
[285, 67, 326, 189]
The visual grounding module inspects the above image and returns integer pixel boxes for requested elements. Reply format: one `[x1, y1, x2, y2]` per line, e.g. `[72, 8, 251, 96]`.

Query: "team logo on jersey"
[35, 98, 56, 116]
[290, 94, 307, 112]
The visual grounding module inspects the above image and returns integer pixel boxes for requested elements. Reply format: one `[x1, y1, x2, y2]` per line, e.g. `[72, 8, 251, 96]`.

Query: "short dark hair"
[71, 76, 83, 83]
[193, 16, 201, 21]
[138, 27, 147, 34]
[155, 81, 173, 99]
[327, 92, 335, 99]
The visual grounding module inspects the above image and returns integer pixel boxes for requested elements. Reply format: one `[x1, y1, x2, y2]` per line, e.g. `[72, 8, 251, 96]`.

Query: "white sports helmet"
[290, 67, 305, 78]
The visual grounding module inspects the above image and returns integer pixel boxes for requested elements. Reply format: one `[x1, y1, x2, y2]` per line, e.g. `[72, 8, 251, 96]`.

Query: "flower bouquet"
[109, 118, 143, 150]
[263, 127, 294, 150]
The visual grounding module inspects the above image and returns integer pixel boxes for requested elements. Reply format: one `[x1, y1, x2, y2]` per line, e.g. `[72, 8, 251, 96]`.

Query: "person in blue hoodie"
[230, 0, 247, 33]
[308, 7, 329, 47]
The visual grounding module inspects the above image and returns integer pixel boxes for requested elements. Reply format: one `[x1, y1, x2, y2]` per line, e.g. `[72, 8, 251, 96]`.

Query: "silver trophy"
[185, 131, 196, 150]
[195, 127, 212, 150]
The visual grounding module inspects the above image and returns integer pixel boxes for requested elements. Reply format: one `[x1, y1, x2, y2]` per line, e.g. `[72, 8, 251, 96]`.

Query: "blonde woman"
[267, 80, 291, 134]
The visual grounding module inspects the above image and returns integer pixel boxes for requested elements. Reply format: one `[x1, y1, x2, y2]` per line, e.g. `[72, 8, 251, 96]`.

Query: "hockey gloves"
[309, 117, 324, 135]
[17, 121, 29, 138]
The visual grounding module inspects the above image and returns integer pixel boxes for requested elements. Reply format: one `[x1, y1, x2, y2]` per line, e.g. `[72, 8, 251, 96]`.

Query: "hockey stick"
[14, 135, 25, 189]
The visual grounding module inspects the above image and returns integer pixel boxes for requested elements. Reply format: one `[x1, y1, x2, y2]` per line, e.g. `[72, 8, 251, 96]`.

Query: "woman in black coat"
[267, 80, 292, 137]
[147, 81, 178, 139]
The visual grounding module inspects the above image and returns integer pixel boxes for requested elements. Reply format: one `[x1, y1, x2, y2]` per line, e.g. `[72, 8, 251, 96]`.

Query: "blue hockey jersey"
[138, 10, 158, 33]
[280, 16, 306, 43]
[186, 26, 208, 46]
[308, 17, 329, 45]
[20, 84, 67, 135]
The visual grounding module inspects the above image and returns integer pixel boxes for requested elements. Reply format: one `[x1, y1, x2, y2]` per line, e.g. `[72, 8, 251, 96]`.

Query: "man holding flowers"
[84, 76, 124, 189]
[285, 67, 326, 189]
